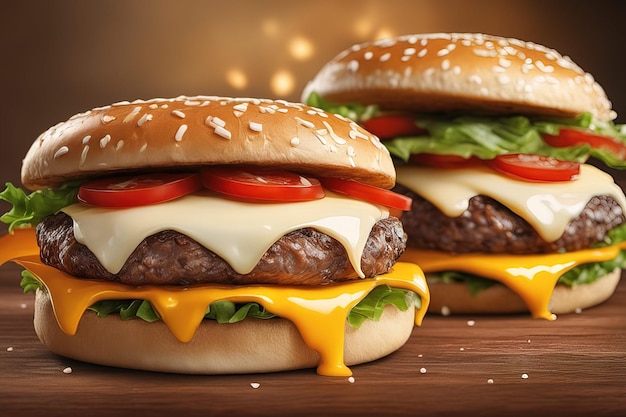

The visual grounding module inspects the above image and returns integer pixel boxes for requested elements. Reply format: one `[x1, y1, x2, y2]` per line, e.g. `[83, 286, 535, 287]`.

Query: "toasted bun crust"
[302, 33, 615, 121]
[22, 96, 394, 190]
[426, 269, 621, 316]
[33, 289, 414, 374]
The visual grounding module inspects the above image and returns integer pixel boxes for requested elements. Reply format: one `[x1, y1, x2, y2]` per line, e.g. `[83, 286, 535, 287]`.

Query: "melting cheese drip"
[0, 229, 430, 377]
[63, 191, 388, 277]
[396, 164, 626, 242]
[402, 244, 625, 319]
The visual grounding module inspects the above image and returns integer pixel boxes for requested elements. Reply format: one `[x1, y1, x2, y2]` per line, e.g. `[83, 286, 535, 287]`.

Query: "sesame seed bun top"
[302, 33, 615, 121]
[21, 96, 395, 190]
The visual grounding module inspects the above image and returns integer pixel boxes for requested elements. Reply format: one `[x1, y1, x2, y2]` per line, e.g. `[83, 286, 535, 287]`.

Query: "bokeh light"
[225, 68, 248, 90]
[288, 36, 314, 61]
[270, 70, 296, 97]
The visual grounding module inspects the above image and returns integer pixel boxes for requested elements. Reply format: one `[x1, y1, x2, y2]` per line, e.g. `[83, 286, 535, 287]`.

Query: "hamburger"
[302, 33, 626, 319]
[0, 95, 429, 376]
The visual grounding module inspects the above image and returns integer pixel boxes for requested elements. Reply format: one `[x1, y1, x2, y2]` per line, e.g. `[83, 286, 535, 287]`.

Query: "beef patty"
[36, 212, 407, 286]
[395, 184, 625, 254]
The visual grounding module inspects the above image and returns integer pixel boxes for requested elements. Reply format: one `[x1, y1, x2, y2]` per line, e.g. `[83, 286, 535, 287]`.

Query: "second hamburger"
[303, 32, 626, 319]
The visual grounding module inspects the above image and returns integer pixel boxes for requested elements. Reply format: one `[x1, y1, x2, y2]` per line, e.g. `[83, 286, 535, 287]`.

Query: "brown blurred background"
[1, 0, 625, 234]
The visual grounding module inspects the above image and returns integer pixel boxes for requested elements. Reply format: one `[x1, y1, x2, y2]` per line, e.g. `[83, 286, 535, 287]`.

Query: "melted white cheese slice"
[396, 164, 626, 242]
[62, 191, 389, 277]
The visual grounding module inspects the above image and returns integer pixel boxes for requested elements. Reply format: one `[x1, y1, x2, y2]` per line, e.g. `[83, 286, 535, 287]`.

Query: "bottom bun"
[427, 268, 621, 316]
[34, 289, 415, 374]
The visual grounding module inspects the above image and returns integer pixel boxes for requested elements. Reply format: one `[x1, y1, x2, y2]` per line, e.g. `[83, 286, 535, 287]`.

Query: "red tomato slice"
[201, 168, 324, 202]
[361, 115, 427, 140]
[321, 177, 412, 212]
[542, 128, 626, 158]
[78, 173, 202, 207]
[409, 153, 483, 169]
[485, 154, 580, 182]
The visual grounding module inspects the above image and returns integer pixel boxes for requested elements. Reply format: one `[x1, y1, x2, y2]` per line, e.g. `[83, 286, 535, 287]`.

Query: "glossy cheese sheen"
[0, 229, 428, 376]
[402, 243, 626, 319]
[396, 164, 626, 242]
[62, 191, 389, 277]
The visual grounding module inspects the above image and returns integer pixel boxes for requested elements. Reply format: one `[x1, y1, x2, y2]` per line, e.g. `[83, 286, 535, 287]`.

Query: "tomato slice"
[409, 153, 483, 169]
[78, 173, 202, 207]
[320, 177, 412, 212]
[485, 154, 580, 182]
[361, 115, 427, 140]
[201, 168, 324, 202]
[542, 128, 626, 158]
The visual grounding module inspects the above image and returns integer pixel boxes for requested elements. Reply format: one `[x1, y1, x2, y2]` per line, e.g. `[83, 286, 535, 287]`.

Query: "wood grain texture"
[1, 261, 625, 417]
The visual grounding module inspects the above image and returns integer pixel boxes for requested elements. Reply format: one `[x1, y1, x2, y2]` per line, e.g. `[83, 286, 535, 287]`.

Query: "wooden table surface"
[1, 260, 624, 417]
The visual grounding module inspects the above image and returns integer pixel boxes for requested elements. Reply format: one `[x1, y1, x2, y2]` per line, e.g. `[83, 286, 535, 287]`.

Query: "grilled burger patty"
[395, 185, 625, 254]
[36, 212, 407, 286]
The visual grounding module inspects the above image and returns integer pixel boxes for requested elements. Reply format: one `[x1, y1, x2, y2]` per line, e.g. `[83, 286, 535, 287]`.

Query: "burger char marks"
[395, 185, 625, 254]
[36, 213, 407, 286]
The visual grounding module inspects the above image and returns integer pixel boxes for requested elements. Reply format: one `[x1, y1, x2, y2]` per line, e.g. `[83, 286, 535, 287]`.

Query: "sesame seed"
[364, 51, 373, 60]
[467, 320, 476, 327]
[123, 106, 142, 123]
[250, 382, 261, 389]
[536, 60, 555, 73]
[63, 367, 73, 374]
[419, 367, 427, 374]
[211, 116, 226, 127]
[417, 48, 427, 58]
[233, 103, 248, 112]
[521, 373, 529, 379]
[323, 121, 347, 145]
[348, 376, 355, 384]
[441, 306, 450, 316]
[82, 135, 91, 144]
[100, 134, 111, 148]
[497, 75, 511, 85]
[295, 117, 315, 129]
[487, 379, 494, 384]
[115, 140, 124, 151]
[101, 115, 116, 124]
[139, 143, 148, 152]
[80, 145, 89, 166]
[348, 60, 359, 72]
[441, 59, 451, 71]
[214, 125, 232, 140]
[314, 132, 328, 145]
[290, 137, 300, 147]
[437, 48, 450, 57]
[53, 146, 69, 159]
[6, 347, 13, 352]
[172, 109, 186, 119]
[499, 57, 512, 68]
[249, 121, 263, 132]
[404, 47, 416, 56]
[380, 52, 391, 62]
[137, 114, 153, 126]
[469, 74, 482, 84]
[175, 124, 188, 141]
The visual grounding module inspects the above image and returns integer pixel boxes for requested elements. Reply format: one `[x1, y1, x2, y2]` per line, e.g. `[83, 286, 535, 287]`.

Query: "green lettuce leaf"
[306, 92, 378, 122]
[0, 182, 80, 232]
[19, 272, 418, 329]
[304, 92, 626, 169]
